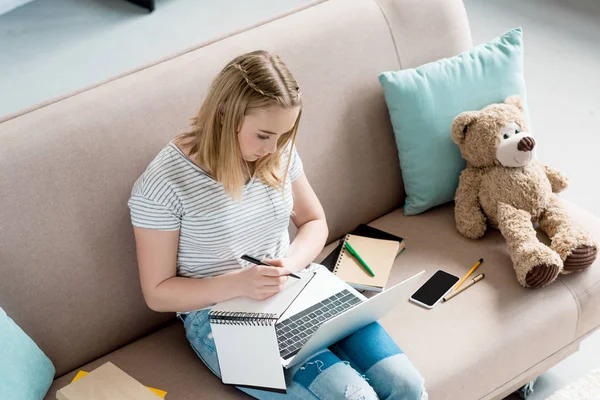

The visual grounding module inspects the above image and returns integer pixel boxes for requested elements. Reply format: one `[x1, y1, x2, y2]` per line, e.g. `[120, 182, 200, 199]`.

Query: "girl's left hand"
[262, 257, 304, 274]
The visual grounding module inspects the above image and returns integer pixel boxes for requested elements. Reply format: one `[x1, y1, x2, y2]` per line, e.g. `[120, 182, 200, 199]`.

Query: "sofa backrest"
[0, 0, 471, 377]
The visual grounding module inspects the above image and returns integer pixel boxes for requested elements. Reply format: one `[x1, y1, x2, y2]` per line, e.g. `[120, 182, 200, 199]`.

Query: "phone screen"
[411, 270, 459, 306]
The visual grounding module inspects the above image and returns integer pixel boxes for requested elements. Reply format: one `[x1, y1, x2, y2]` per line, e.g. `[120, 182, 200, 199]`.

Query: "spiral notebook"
[320, 224, 405, 273]
[332, 234, 400, 292]
[209, 270, 315, 393]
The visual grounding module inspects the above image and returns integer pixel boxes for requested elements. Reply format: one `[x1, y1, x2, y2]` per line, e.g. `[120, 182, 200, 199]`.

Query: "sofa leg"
[515, 378, 537, 399]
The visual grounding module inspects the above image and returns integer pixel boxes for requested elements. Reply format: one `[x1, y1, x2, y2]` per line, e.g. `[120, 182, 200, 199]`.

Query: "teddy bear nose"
[517, 137, 536, 152]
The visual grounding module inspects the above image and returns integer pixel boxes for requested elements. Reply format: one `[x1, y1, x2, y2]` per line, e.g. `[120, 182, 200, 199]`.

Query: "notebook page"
[210, 323, 285, 391]
[210, 270, 314, 316]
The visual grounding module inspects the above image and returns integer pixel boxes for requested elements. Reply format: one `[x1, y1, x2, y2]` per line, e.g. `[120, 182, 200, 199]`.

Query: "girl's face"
[237, 105, 300, 162]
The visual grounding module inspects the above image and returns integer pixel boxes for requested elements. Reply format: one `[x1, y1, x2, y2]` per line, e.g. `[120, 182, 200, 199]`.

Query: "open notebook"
[209, 270, 315, 393]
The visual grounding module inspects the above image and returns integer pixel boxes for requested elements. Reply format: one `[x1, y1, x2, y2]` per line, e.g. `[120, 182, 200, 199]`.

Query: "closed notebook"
[56, 362, 161, 400]
[333, 234, 400, 292]
[69, 371, 166, 398]
[320, 224, 405, 273]
[209, 270, 314, 393]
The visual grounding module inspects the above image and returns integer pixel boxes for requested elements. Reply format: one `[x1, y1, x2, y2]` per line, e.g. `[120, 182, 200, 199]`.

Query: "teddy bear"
[450, 95, 597, 288]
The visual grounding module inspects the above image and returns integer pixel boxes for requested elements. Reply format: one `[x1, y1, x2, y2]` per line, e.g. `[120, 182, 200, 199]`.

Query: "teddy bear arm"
[543, 164, 569, 193]
[455, 169, 487, 239]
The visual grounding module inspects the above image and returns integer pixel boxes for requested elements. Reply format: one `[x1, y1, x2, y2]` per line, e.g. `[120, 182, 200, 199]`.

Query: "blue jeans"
[181, 309, 427, 400]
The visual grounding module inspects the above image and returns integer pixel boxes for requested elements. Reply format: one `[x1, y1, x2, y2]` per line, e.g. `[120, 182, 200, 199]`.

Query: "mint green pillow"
[0, 306, 55, 399]
[378, 27, 527, 215]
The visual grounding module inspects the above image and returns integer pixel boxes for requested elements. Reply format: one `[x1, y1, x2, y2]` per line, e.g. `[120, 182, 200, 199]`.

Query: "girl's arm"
[266, 172, 329, 272]
[133, 228, 290, 313]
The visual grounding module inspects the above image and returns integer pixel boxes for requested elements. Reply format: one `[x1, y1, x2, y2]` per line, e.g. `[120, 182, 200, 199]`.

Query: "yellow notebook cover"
[333, 234, 400, 291]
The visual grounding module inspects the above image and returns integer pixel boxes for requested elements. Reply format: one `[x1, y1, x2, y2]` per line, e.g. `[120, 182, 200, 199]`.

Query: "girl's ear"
[451, 111, 478, 145]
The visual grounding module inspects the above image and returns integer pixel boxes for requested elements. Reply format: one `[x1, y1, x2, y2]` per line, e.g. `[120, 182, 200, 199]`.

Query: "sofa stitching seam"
[479, 338, 583, 400]
[371, 0, 403, 69]
[558, 278, 582, 341]
[482, 277, 594, 398]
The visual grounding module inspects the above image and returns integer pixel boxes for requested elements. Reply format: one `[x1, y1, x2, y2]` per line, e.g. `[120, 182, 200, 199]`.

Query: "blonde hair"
[178, 50, 302, 200]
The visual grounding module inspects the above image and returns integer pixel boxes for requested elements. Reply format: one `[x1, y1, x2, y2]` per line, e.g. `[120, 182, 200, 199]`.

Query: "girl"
[128, 50, 427, 400]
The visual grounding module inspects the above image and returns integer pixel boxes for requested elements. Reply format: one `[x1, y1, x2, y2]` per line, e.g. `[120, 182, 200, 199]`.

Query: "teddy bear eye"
[515, 129, 519, 134]
[503, 133, 510, 139]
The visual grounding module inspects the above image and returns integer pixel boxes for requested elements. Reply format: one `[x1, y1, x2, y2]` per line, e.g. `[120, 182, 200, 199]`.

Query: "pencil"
[443, 273, 485, 302]
[453, 258, 483, 292]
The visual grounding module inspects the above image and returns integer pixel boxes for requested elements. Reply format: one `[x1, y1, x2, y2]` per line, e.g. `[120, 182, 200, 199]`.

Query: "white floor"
[464, 0, 600, 218]
[0, 0, 309, 117]
[1, 0, 599, 399]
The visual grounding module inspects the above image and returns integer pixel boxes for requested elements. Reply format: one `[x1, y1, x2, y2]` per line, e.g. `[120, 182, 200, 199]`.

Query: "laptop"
[276, 265, 425, 368]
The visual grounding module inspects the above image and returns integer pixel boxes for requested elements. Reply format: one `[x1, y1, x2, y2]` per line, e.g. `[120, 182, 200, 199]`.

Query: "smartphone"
[409, 270, 460, 309]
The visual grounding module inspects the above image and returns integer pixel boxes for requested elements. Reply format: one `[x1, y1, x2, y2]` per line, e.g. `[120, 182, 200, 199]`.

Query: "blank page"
[210, 270, 314, 317]
[211, 323, 285, 391]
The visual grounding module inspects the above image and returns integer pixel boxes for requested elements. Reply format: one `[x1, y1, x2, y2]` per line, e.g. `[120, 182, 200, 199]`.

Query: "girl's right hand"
[234, 265, 290, 300]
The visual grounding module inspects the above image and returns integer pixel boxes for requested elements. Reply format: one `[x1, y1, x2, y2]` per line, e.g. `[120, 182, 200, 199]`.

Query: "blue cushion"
[378, 27, 527, 215]
[0, 306, 55, 399]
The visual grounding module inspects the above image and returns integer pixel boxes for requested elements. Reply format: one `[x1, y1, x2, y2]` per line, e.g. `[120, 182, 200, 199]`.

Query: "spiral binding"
[333, 235, 350, 274]
[208, 311, 279, 326]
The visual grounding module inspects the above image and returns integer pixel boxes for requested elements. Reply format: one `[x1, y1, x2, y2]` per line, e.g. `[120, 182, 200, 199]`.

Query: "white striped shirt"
[127, 139, 303, 280]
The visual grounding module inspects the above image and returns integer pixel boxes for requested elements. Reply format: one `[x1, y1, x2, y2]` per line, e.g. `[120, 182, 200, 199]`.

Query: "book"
[332, 234, 400, 292]
[70, 370, 166, 398]
[321, 224, 405, 280]
[208, 270, 315, 393]
[352, 224, 406, 249]
[56, 362, 162, 400]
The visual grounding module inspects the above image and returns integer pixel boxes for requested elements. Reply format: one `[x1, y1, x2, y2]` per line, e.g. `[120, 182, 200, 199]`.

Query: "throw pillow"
[0, 306, 55, 399]
[378, 27, 527, 215]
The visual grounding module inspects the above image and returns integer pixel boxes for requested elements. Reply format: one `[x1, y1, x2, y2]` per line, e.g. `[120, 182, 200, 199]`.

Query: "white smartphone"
[409, 270, 460, 309]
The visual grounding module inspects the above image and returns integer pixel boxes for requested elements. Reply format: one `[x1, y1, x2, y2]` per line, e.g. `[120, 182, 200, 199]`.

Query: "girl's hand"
[234, 264, 291, 301]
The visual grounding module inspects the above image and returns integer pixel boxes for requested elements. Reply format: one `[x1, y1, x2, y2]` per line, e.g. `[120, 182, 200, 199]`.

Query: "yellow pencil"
[453, 258, 483, 292]
[443, 274, 485, 302]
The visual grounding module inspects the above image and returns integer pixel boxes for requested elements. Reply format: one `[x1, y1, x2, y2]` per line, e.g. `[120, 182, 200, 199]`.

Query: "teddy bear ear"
[504, 95, 524, 111]
[451, 111, 477, 145]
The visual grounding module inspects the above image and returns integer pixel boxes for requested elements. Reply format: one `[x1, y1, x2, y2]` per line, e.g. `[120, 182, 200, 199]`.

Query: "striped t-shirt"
[127, 139, 303, 279]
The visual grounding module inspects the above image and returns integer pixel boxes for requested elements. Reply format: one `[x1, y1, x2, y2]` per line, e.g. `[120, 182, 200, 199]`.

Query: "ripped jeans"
[181, 309, 427, 400]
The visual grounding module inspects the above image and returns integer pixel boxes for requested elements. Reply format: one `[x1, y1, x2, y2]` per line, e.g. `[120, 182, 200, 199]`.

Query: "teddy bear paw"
[563, 245, 597, 273]
[513, 242, 562, 288]
[525, 263, 561, 288]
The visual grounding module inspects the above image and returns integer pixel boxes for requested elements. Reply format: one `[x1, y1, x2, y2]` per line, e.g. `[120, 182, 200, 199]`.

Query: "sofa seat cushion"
[315, 201, 599, 400]
[552, 200, 600, 339]
[45, 321, 248, 400]
[46, 200, 599, 400]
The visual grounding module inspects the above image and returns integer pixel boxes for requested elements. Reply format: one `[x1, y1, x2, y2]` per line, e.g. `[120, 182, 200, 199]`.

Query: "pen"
[453, 258, 483, 292]
[344, 241, 375, 277]
[443, 273, 485, 302]
[240, 255, 301, 279]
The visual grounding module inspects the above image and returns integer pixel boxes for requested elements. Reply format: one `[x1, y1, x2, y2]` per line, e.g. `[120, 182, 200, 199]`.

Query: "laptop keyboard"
[275, 289, 362, 359]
